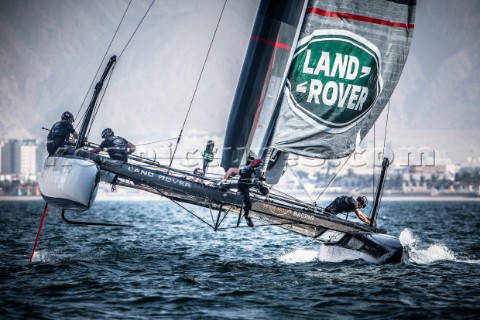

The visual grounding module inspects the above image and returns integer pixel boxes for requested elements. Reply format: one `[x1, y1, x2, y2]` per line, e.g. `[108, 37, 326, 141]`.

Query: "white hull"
[38, 156, 100, 211]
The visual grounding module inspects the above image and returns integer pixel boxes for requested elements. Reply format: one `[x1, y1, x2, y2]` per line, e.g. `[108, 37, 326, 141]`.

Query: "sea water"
[0, 199, 479, 319]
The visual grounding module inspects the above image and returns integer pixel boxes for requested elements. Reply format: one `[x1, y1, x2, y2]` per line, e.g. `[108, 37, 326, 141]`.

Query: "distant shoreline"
[1, 194, 479, 202]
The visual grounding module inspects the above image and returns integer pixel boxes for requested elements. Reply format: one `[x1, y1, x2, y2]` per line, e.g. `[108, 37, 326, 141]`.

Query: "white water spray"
[278, 229, 479, 265]
[278, 245, 379, 264]
[400, 229, 479, 264]
[31, 250, 49, 263]
[316, 244, 378, 263]
[278, 248, 318, 263]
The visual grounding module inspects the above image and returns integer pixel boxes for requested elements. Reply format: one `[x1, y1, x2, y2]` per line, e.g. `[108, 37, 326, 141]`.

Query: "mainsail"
[221, 0, 307, 170]
[271, 0, 416, 159]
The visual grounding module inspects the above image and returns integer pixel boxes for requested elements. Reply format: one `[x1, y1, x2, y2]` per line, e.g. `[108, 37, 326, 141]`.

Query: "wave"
[278, 229, 480, 265]
[278, 245, 379, 264]
[400, 228, 480, 264]
[278, 248, 318, 263]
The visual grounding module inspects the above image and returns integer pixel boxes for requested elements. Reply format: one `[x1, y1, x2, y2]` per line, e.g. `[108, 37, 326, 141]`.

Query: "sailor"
[222, 158, 264, 228]
[190, 168, 203, 183]
[46, 111, 79, 156]
[202, 140, 215, 176]
[324, 195, 371, 224]
[90, 128, 136, 162]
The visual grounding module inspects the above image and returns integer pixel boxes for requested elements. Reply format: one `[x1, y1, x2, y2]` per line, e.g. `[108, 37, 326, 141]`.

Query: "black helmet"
[193, 168, 203, 176]
[101, 128, 114, 138]
[259, 185, 269, 196]
[61, 111, 74, 122]
[357, 196, 368, 208]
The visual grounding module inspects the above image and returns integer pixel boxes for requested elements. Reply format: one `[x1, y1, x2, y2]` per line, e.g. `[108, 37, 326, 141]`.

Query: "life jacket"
[49, 121, 69, 139]
[103, 136, 128, 161]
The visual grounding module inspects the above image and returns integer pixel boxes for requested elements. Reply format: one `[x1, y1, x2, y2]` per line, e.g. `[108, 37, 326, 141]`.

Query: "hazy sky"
[0, 0, 479, 164]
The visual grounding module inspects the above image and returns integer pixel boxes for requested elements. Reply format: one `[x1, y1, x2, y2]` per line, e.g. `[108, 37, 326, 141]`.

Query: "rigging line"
[168, 0, 228, 168]
[135, 138, 177, 146]
[167, 197, 215, 230]
[287, 164, 314, 203]
[314, 153, 353, 203]
[217, 221, 305, 230]
[75, 0, 153, 133]
[79, 0, 154, 135]
[121, 177, 216, 229]
[216, 206, 233, 228]
[117, 0, 156, 61]
[269, 185, 305, 203]
[154, 188, 216, 229]
[85, 66, 116, 140]
[373, 123, 376, 202]
[382, 101, 391, 157]
[75, 0, 133, 126]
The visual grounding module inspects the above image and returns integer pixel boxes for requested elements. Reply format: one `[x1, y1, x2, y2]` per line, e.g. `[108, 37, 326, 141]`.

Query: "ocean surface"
[1, 199, 479, 319]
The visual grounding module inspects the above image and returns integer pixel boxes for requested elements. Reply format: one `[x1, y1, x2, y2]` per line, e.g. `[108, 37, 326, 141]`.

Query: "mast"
[370, 157, 390, 227]
[221, 0, 307, 170]
[75, 55, 117, 149]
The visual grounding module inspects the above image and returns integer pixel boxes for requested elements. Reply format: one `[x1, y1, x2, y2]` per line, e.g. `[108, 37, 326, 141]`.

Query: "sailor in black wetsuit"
[222, 158, 264, 228]
[46, 111, 79, 156]
[90, 128, 136, 162]
[324, 195, 370, 224]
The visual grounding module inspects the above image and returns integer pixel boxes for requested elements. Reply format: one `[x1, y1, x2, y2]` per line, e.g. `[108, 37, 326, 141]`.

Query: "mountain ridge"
[0, 0, 478, 163]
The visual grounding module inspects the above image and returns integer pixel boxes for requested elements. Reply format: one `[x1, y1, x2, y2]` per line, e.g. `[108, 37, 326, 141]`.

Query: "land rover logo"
[288, 30, 382, 128]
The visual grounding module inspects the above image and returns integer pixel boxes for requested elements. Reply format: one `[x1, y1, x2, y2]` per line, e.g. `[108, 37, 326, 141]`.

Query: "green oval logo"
[287, 30, 382, 129]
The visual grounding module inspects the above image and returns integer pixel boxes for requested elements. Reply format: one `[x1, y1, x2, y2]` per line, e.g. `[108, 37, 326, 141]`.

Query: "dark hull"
[66, 150, 403, 263]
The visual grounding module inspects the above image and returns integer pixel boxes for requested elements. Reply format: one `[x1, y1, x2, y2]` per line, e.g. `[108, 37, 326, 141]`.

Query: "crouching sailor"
[90, 128, 136, 162]
[324, 195, 370, 224]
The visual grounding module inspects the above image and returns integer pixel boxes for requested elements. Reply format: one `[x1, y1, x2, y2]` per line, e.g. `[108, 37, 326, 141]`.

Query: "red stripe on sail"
[251, 35, 291, 50]
[307, 7, 415, 29]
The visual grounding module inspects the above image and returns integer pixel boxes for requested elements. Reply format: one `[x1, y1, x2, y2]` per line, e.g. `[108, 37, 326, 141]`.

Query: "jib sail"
[271, 0, 416, 159]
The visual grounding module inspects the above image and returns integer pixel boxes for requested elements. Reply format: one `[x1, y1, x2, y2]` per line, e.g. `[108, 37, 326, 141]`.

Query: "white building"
[20, 139, 37, 179]
[0, 139, 40, 181]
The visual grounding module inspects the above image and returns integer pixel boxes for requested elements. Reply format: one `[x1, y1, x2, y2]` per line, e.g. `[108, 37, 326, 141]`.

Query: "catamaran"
[33, 0, 416, 264]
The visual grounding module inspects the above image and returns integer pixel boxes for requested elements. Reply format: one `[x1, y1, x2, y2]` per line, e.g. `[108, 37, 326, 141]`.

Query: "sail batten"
[272, 0, 416, 159]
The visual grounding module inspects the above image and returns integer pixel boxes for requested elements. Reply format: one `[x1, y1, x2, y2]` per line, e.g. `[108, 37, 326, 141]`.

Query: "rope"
[75, 0, 133, 129]
[382, 101, 391, 158]
[217, 221, 306, 230]
[135, 138, 177, 146]
[164, 195, 216, 229]
[287, 164, 314, 203]
[117, 0, 156, 62]
[75, 0, 154, 134]
[314, 154, 353, 203]
[87, 65, 116, 139]
[169, 0, 228, 167]
[373, 124, 376, 202]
